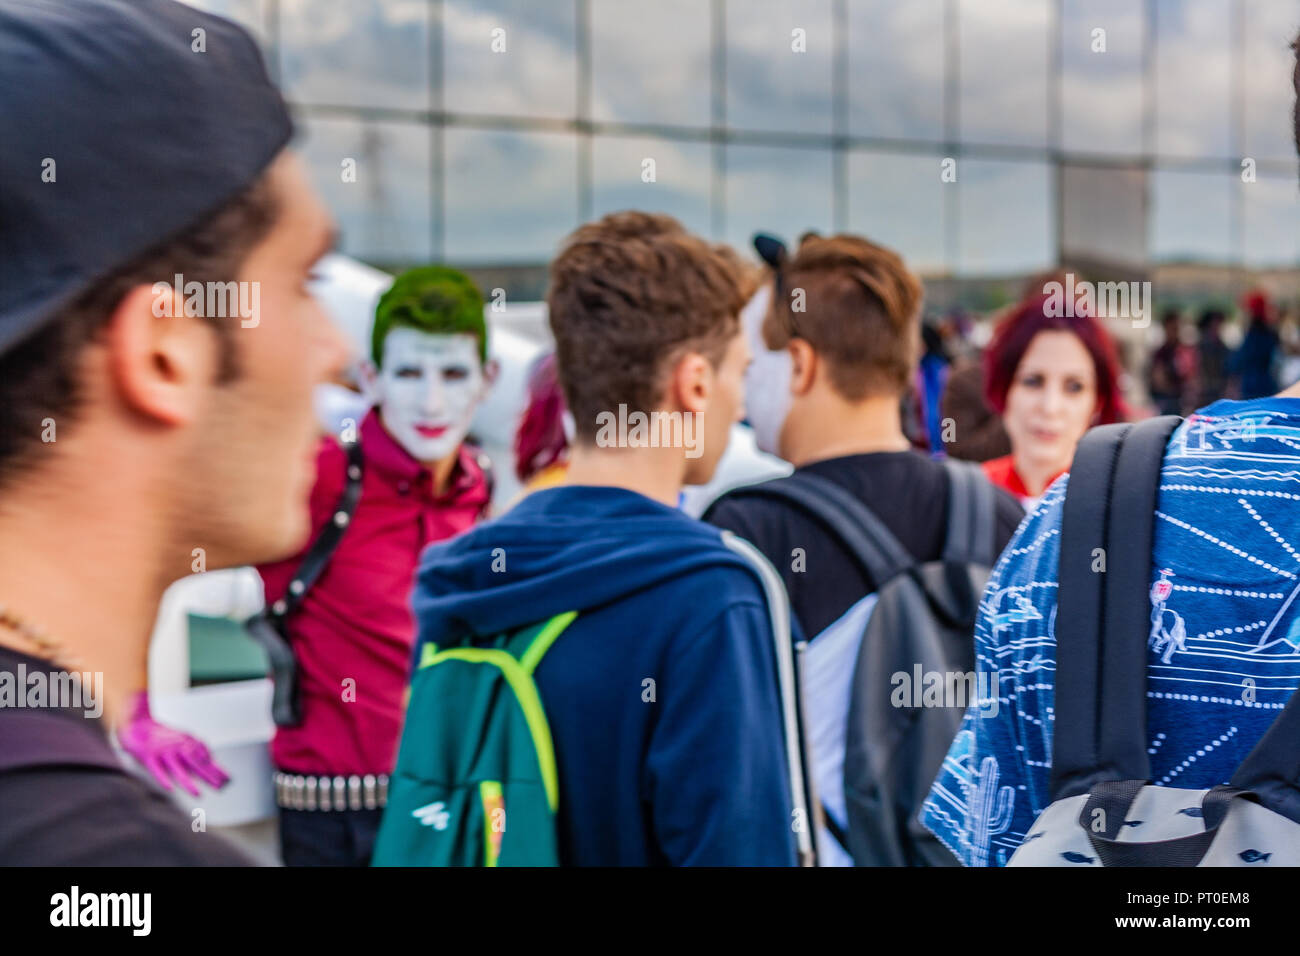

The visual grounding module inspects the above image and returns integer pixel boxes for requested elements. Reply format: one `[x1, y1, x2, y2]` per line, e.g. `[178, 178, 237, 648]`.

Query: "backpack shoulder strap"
[940, 458, 997, 567]
[246, 439, 364, 727]
[720, 530, 816, 867]
[725, 472, 914, 588]
[1230, 678, 1300, 824]
[1051, 415, 1181, 801]
[515, 611, 578, 675]
[268, 439, 365, 622]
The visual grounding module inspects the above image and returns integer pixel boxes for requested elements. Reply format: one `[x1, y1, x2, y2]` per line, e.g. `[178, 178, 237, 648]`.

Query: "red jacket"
[257, 409, 490, 775]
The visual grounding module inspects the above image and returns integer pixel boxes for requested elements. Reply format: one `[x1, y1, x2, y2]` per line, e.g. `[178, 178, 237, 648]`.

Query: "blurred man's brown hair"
[0, 177, 276, 491]
[763, 232, 923, 401]
[547, 211, 752, 442]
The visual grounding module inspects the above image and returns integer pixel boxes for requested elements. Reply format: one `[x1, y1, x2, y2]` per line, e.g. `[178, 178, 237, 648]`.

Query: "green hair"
[371, 266, 488, 367]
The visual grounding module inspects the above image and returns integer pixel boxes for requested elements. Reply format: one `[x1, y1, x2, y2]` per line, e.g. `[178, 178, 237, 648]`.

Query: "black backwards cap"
[0, 0, 294, 356]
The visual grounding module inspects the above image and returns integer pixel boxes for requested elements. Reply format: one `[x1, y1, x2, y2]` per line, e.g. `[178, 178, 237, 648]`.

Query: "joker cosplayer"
[123, 266, 488, 867]
[258, 266, 494, 865]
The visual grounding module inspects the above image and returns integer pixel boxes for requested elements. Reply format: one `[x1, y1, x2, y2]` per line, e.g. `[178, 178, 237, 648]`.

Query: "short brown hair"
[546, 211, 750, 442]
[0, 175, 277, 489]
[763, 233, 923, 400]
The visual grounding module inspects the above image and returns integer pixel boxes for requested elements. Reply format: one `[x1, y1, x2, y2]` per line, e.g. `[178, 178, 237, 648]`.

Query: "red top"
[258, 409, 490, 776]
[980, 454, 1066, 507]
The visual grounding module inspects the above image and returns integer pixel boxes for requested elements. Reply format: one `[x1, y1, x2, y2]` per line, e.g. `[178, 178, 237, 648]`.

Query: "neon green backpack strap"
[518, 610, 578, 675]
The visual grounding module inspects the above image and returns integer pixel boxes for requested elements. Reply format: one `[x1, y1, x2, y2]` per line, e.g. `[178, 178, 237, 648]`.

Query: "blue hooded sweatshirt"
[411, 485, 798, 866]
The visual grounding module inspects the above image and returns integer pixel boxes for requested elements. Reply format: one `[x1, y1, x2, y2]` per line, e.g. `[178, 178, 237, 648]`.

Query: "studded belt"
[274, 772, 389, 811]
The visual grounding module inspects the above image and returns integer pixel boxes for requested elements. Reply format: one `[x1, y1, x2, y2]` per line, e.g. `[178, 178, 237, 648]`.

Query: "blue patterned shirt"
[922, 397, 1300, 866]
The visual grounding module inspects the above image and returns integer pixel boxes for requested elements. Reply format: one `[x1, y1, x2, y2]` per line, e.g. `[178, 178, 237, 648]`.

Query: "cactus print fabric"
[921, 397, 1300, 866]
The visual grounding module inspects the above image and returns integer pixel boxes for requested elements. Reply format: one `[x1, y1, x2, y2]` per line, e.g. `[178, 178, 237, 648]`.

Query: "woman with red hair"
[981, 293, 1126, 507]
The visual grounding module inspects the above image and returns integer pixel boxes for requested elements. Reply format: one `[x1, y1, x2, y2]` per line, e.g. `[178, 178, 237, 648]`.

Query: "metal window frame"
[259, 0, 1294, 278]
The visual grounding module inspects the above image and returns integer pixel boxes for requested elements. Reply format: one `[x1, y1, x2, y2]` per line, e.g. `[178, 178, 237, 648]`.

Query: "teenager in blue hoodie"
[410, 212, 798, 866]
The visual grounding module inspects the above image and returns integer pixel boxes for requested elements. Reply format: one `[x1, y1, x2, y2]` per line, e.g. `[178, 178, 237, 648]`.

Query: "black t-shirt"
[0, 647, 254, 866]
[704, 451, 1024, 638]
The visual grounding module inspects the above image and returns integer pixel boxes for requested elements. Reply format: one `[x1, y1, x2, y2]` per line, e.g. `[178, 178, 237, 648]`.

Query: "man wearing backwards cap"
[254, 266, 495, 867]
[0, 0, 348, 864]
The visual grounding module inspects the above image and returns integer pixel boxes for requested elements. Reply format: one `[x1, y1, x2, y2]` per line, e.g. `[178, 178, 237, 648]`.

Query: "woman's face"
[1003, 330, 1100, 476]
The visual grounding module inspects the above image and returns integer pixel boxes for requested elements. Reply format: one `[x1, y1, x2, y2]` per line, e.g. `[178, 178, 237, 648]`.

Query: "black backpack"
[1011, 415, 1300, 866]
[715, 459, 1002, 865]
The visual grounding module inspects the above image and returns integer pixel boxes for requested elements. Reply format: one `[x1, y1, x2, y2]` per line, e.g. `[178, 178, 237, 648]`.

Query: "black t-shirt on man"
[704, 451, 1024, 639]
[0, 646, 253, 866]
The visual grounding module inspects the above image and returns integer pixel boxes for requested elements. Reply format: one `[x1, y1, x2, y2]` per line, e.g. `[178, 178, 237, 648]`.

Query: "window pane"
[725, 0, 834, 134]
[1060, 163, 1147, 268]
[847, 0, 945, 142]
[592, 136, 711, 237]
[958, 0, 1050, 148]
[1241, 174, 1300, 270]
[296, 118, 432, 267]
[1060, 0, 1145, 156]
[957, 159, 1053, 276]
[723, 144, 833, 254]
[848, 151, 947, 273]
[1154, 0, 1231, 158]
[1242, 0, 1300, 163]
[590, 0, 711, 127]
[1150, 168, 1233, 264]
[444, 129, 578, 264]
[280, 0, 430, 111]
[443, 0, 576, 119]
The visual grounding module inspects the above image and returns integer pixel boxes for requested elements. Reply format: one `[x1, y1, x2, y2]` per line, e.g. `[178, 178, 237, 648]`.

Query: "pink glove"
[117, 690, 230, 797]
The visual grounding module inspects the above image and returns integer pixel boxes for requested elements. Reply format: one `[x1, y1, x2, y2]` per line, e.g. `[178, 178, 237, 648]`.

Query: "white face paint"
[740, 283, 793, 457]
[373, 328, 486, 464]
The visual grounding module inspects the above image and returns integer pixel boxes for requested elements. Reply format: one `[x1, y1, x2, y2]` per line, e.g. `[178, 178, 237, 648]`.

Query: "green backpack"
[371, 611, 578, 867]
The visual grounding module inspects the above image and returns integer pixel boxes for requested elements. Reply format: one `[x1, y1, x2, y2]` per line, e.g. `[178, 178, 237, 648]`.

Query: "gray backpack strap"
[723, 472, 914, 588]
[1230, 640, 1300, 825]
[720, 531, 817, 867]
[940, 458, 997, 567]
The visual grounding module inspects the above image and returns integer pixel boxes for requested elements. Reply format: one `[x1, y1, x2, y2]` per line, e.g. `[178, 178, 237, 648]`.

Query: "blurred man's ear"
[106, 282, 216, 427]
[482, 356, 500, 387]
[671, 351, 711, 417]
[788, 339, 817, 397]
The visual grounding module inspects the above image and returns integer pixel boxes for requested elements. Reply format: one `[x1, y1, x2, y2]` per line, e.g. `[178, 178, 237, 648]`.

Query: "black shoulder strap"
[266, 439, 365, 623]
[723, 471, 914, 588]
[246, 439, 364, 727]
[941, 458, 997, 567]
[1050, 415, 1181, 801]
[1230, 678, 1300, 823]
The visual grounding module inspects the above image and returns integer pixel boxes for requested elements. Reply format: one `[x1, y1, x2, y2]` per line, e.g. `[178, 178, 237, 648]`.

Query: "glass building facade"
[186, 0, 1300, 312]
